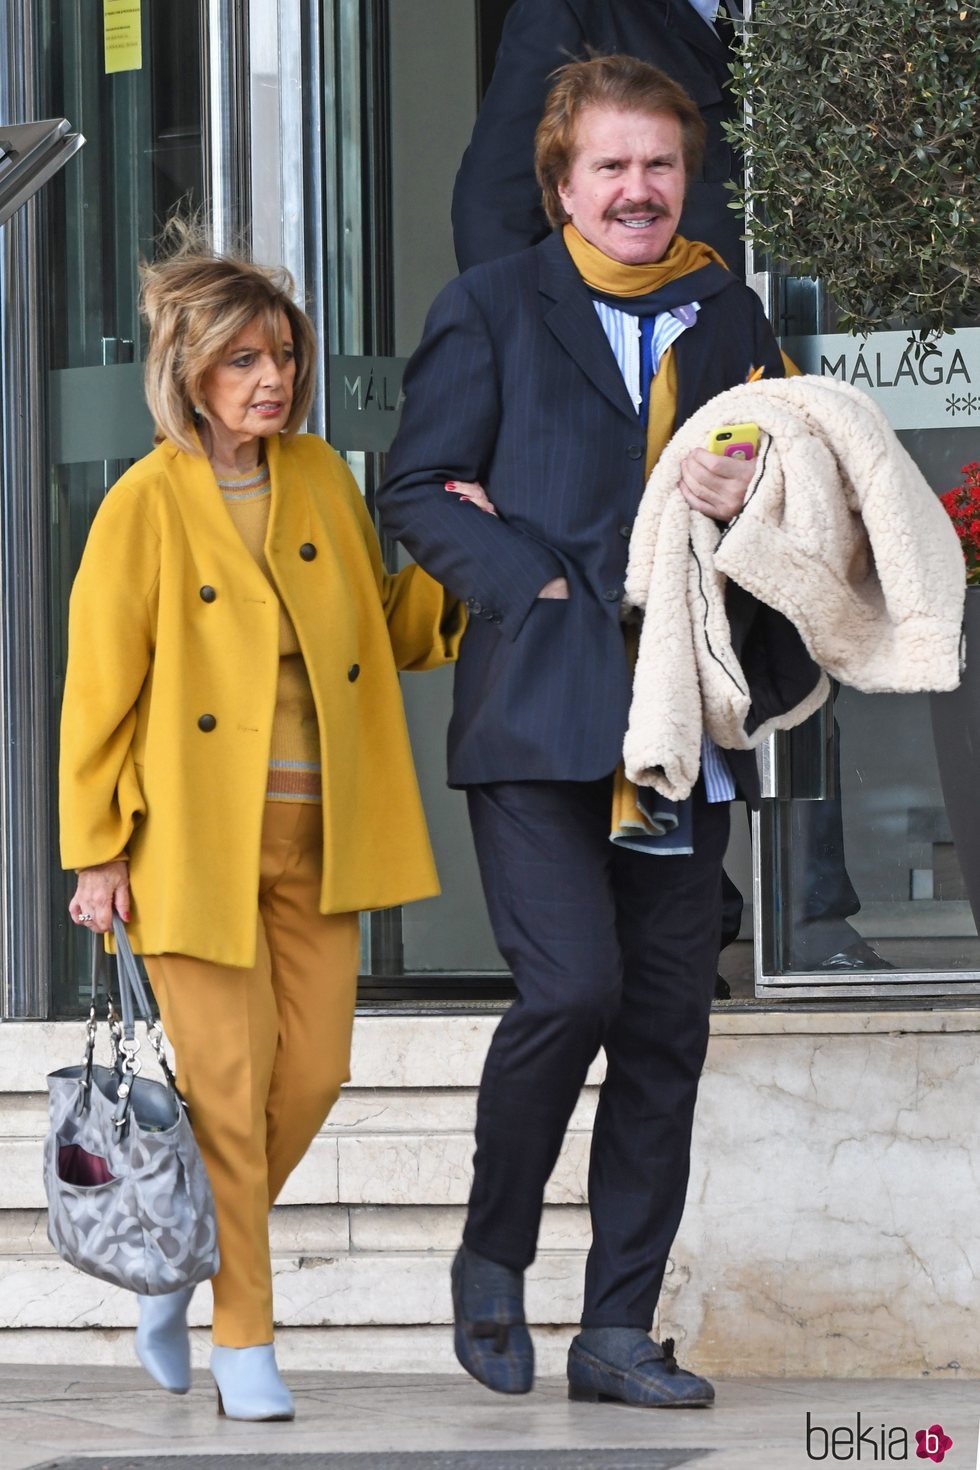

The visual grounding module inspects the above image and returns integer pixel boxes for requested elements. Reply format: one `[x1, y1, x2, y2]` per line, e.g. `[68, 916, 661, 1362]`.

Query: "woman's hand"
[69, 861, 131, 934]
[444, 479, 498, 516]
[679, 448, 755, 522]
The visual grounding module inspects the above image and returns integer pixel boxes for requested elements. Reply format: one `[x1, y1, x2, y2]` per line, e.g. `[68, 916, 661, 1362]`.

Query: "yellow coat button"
[299, 542, 317, 561]
[197, 714, 217, 732]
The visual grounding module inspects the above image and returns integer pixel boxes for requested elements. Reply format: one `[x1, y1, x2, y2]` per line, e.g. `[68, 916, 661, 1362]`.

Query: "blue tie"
[638, 317, 657, 429]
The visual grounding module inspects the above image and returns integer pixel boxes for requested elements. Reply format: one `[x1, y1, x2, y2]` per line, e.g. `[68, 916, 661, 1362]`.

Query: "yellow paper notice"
[104, 0, 142, 74]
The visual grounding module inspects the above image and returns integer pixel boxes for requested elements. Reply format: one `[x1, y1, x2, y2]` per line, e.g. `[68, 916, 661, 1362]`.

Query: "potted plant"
[728, 2, 980, 935]
[724, 0, 978, 338]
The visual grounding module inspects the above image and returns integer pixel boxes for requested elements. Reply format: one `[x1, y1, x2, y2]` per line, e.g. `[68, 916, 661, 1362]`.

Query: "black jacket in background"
[452, 0, 744, 275]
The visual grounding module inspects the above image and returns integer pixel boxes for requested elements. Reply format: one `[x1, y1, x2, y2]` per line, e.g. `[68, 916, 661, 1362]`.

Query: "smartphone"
[707, 422, 760, 461]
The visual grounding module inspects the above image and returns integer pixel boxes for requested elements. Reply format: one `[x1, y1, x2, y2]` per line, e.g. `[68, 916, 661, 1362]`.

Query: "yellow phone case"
[707, 422, 760, 461]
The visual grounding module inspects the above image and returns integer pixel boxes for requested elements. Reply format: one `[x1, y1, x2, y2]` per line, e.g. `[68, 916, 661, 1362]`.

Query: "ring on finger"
[78, 912, 93, 923]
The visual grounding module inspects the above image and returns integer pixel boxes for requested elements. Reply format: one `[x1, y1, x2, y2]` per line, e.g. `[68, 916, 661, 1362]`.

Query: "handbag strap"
[110, 915, 185, 1128]
[111, 915, 156, 1039]
[81, 935, 122, 1098]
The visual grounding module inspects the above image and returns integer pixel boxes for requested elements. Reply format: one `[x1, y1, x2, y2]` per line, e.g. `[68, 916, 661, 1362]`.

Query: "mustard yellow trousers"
[145, 802, 359, 1346]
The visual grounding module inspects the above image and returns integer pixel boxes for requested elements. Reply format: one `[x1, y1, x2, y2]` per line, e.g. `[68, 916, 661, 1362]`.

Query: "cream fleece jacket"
[623, 376, 965, 799]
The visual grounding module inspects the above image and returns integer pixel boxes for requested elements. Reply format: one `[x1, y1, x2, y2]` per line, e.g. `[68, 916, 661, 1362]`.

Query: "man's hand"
[537, 577, 569, 599]
[679, 448, 755, 522]
[69, 861, 131, 934]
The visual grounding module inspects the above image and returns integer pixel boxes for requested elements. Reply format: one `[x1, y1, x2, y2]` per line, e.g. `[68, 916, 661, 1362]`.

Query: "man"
[454, 0, 883, 978]
[452, 0, 745, 274]
[378, 57, 820, 1405]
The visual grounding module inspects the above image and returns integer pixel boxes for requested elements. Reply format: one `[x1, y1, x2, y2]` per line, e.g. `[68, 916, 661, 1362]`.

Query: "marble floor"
[0, 1367, 978, 1470]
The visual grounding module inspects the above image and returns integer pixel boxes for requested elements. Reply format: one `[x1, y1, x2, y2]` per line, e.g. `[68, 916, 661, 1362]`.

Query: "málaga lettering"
[343, 368, 405, 414]
[819, 346, 971, 390]
[780, 329, 980, 429]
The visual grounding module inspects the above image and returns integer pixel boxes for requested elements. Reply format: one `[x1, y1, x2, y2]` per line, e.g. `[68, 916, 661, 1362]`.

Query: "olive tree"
[725, 0, 978, 336]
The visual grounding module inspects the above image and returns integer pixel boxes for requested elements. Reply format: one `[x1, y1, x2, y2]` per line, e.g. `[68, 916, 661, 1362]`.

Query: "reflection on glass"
[769, 684, 980, 978]
[758, 275, 980, 991]
[44, 2, 204, 1015]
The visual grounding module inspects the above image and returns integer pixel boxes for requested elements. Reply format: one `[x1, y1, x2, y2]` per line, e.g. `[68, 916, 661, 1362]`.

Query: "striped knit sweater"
[217, 462, 322, 802]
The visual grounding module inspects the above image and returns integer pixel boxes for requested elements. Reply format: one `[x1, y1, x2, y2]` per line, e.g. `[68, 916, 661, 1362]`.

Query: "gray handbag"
[43, 916, 220, 1294]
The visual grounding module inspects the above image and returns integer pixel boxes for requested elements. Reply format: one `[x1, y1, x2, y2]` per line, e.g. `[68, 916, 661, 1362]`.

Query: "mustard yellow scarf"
[563, 223, 727, 299]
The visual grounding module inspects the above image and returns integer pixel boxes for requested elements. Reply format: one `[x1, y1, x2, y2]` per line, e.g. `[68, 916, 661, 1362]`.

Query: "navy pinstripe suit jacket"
[377, 231, 810, 796]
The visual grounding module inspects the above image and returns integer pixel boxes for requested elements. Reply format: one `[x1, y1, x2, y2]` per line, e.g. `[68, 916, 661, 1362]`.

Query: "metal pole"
[0, 0, 53, 1018]
[739, 0, 772, 318]
[204, 0, 252, 254]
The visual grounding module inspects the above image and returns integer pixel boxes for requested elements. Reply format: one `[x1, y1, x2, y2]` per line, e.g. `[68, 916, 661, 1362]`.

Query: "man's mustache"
[604, 204, 670, 220]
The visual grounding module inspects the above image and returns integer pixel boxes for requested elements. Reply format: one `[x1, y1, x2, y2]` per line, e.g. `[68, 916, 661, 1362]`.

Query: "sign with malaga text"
[780, 329, 979, 430]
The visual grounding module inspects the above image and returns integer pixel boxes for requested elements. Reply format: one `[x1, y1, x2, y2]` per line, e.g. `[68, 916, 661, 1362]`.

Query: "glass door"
[352, 0, 511, 995]
[753, 275, 980, 999]
[40, 2, 206, 1015]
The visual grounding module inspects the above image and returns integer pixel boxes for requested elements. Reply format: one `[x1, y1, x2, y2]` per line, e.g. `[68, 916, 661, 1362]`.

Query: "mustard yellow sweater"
[218, 464, 321, 802]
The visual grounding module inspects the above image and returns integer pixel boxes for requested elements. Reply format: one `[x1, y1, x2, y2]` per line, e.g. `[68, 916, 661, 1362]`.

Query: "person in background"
[378, 55, 821, 1406]
[60, 225, 462, 1423]
[452, 0, 746, 274]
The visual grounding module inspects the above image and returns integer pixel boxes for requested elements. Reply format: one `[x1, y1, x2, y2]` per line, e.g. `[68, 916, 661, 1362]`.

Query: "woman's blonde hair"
[535, 54, 706, 228]
[140, 218, 317, 453]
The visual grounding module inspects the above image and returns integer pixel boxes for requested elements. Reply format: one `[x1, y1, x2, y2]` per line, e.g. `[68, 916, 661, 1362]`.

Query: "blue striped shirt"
[685, 0, 720, 27]
[594, 298, 736, 805]
[685, 0, 743, 28]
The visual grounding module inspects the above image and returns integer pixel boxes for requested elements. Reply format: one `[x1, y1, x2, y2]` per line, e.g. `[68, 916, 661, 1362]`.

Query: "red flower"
[940, 466, 980, 586]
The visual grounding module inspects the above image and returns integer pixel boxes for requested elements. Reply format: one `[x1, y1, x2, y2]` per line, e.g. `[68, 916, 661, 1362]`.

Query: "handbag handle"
[111, 915, 157, 1041]
[109, 916, 185, 1128]
[81, 936, 122, 1097]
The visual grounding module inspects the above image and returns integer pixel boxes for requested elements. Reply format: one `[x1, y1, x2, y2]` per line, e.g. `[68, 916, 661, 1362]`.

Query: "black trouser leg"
[720, 868, 743, 950]
[582, 789, 729, 1327]
[463, 778, 623, 1271]
[788, 708, 862, 965]
[464, 777, 727, 1330]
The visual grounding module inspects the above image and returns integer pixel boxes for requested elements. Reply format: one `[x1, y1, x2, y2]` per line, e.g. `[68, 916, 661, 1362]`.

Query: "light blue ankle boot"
[210, 1343, 295, 1421]
[135, 1286, 194, 1394]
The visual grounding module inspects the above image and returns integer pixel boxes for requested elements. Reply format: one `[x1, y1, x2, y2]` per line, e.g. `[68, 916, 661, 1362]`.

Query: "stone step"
[0, 1199, 590, 1258]
[0, 1017, 609, 1093]
[345, 1204, 592, 1254]
[0, 1324, 580, 1375]
[0, 1126, 592, 1210]
[0, 1087, 598, 1142]
[0, 1203, 593, 1257]
[0, 1249, 589, 1329]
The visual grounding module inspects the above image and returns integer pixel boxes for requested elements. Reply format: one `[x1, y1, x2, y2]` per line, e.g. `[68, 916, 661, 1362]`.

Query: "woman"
[60, 227, 462, 1421]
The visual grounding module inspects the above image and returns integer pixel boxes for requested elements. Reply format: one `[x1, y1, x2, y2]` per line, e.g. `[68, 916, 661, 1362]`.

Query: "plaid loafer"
[451, 1246, 534, 1395]
[567, 1333, 714, 1408]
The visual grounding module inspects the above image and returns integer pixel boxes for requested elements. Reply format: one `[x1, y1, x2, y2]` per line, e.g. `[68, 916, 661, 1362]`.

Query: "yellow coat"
[59, 432, 462, 966]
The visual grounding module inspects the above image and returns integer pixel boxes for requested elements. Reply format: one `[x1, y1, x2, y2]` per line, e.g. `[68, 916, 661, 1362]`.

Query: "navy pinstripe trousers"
[463, 774, 729, 1329]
